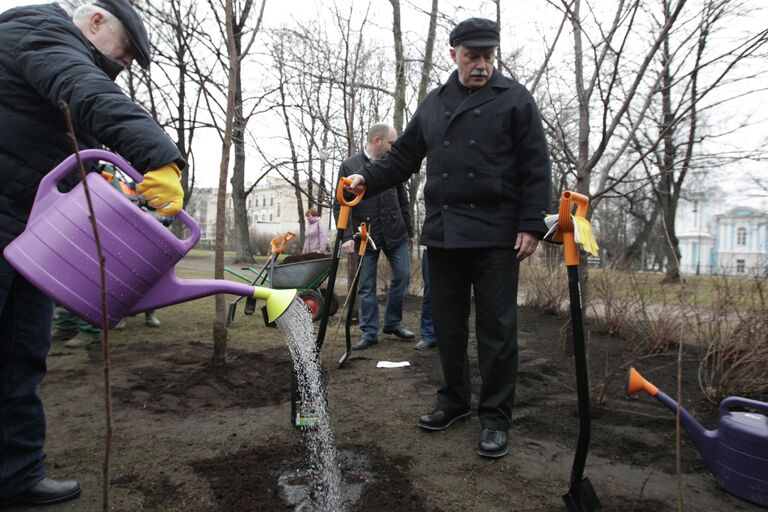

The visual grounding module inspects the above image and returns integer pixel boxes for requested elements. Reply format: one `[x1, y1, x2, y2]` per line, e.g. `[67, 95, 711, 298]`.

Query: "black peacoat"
[359, 70, 551, 249]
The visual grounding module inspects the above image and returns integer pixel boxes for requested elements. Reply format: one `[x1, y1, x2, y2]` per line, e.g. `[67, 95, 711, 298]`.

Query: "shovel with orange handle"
[558, 191, 602, 512]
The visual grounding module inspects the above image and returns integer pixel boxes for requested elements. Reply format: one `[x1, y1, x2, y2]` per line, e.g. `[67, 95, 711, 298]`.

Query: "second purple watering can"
[3, 149, 296, 328]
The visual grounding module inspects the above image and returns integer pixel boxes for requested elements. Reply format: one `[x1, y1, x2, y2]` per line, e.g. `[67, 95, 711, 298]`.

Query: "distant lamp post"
[693, 199, 702, 276]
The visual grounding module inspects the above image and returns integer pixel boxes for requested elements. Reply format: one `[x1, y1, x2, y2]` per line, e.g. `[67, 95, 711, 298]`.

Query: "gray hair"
[72, 3, 122, 31]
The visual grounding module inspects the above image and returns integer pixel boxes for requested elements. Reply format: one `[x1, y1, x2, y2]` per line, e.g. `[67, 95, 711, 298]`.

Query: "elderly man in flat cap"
[0, 0, 184, 505]
[345, 17, 551, 459]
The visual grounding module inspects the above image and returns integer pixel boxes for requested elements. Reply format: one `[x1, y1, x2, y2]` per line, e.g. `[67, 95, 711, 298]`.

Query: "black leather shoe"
[351, 338, 378, 351]
[383, 326, 415, 340]
[414, 339, 437, 350]
[417, 408, 470, 431]
[477, 429, 509, 458]
[5, 477, 81, 505]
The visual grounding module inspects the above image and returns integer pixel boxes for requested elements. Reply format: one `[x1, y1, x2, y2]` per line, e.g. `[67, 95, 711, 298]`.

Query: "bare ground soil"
[2, 254, 765, 512]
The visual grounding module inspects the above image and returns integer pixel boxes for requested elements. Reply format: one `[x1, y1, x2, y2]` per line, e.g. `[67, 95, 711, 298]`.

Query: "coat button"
[443, 140, 450, 147]
[444, 111, 451, 119]
[468, 172, 475, 179]
[441, 173, 448, 180]
[442, 204, 449, 211]
[473, 109, 481, 116]
[470, 203, 476, 209]
[468, 139, 476, 147]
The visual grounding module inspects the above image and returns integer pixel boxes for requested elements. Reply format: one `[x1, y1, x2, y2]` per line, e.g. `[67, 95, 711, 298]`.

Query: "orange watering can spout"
[627, 367, 659, 397]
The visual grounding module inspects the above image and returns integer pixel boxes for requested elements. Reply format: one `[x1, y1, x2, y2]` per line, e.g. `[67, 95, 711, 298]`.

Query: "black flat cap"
[93, 0, 151, 68]
[449, 17, 500, 48]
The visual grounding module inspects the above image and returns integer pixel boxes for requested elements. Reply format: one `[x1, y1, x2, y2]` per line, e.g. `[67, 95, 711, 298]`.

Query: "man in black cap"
[344, 17, 551, 458]
[0, 1, 184, 505]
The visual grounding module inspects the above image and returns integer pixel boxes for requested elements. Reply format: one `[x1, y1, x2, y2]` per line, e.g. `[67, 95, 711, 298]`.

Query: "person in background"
[414, 247, 437, 350]
[0, 0, 184, 505]
[302, 207, 328, 254]
[334, 123, 415, 350]
[343, 18, 552, 459]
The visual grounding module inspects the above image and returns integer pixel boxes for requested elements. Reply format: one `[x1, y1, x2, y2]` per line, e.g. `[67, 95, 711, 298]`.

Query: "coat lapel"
[438, 70, 511, 124]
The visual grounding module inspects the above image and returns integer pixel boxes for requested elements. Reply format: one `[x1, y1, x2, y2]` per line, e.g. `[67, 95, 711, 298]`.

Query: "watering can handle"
[32, 149, 200, 252]
[719, 396, 768, 416]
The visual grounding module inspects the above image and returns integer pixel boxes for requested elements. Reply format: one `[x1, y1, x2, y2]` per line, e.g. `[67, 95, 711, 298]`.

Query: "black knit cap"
[449, 17, 500, 48]
[93, 0, 151, 68]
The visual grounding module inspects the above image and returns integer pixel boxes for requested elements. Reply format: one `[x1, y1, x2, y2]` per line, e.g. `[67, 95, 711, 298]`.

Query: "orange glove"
[136, 163, 184, 217]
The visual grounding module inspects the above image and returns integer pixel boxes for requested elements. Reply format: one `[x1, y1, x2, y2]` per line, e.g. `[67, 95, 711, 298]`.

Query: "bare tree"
[203, 0, 268, 365]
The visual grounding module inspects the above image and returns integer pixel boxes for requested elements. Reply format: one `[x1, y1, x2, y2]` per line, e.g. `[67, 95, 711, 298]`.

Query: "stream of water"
[276, 300, 346, 511]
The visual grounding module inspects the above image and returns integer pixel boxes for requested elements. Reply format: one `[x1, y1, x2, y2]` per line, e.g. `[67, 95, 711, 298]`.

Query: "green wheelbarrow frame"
[225, 256, 338, 325]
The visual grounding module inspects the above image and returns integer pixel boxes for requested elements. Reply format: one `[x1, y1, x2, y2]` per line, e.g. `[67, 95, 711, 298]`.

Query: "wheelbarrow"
[3, 149, 297, 327]
[225, 234, 338, 324]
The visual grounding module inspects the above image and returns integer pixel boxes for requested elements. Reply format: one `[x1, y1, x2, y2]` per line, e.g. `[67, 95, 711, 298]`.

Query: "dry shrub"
[519, 256, 568, 316]
[696, 275, 768, 403]
[586, 269, 636, 336]
[624, 273, 688, 354]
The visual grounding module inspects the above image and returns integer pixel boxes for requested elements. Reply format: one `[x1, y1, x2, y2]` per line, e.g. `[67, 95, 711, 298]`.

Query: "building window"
[269, 213, 273, 221]
[737, 227, 747, 246]
[262, 196, 266, 207]
[261, 214, 266, 221]
[270, 196, 274, 206]
[736, 259, 746, 273]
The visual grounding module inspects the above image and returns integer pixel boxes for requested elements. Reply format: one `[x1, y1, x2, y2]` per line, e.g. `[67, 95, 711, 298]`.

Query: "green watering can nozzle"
[252, 286, 298, 323]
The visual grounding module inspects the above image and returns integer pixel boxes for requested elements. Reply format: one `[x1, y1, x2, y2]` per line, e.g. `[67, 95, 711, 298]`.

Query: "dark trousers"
[428, 247, 519, 430]
[0, 253, 51, 498]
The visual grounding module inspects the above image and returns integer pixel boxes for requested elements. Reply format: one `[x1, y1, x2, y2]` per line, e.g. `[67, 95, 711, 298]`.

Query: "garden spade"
[556, 190, 602, 512]
[290, 176, 364, 429]
[315, 176, 365, 350]
[337, 221, 374, 368]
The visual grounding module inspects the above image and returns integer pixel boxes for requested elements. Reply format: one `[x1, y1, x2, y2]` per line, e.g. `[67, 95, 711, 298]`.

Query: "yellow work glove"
[136, 163, 184, 217]
[572, 216, 600, 257]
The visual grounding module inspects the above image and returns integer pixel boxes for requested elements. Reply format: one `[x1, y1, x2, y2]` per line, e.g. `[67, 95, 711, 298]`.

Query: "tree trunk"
[659, 0, 681, 283]
[389, 0, 406, 134]
[406, 0, 438, 236]
[231, 66, 255, 263]
[212, 0, 239, 366]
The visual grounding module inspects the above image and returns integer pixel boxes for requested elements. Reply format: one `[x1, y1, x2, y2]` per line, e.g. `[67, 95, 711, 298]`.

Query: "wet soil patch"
[110, 343, 293, 414]
[192, 443, 440, 512]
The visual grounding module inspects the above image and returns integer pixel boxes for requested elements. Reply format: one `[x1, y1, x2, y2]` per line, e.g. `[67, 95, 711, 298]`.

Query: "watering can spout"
[127, 271, 297, 323]
[627, 368, 718, 468]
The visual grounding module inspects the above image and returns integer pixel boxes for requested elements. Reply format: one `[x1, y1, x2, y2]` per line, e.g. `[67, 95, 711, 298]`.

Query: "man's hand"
[515, 232, 539, 261]
[341, 240, 355, 254]
[136, 163, 184, 217]
[345, 174, 366, 194]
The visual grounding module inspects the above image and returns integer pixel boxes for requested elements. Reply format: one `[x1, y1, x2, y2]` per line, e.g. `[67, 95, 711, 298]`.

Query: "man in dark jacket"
[334, 123, 415, 350]
[345, 18, 552, 458]
[0, 1, 185, 505]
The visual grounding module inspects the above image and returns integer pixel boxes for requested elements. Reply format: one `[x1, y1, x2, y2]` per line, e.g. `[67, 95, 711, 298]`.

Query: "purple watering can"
[3, 149, 296, 329]
[628, 368, 768, 507]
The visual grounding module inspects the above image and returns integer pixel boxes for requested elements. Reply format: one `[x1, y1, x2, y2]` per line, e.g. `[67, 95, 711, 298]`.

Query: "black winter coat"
[0, 3, 184, 248]
[359, 70, 551, 249]
[334, 151, 412, 253]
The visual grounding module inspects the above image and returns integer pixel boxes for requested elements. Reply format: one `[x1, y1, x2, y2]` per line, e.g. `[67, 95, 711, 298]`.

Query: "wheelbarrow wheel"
[298, 290, 324, 322]
[320, 288, 339, 316]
